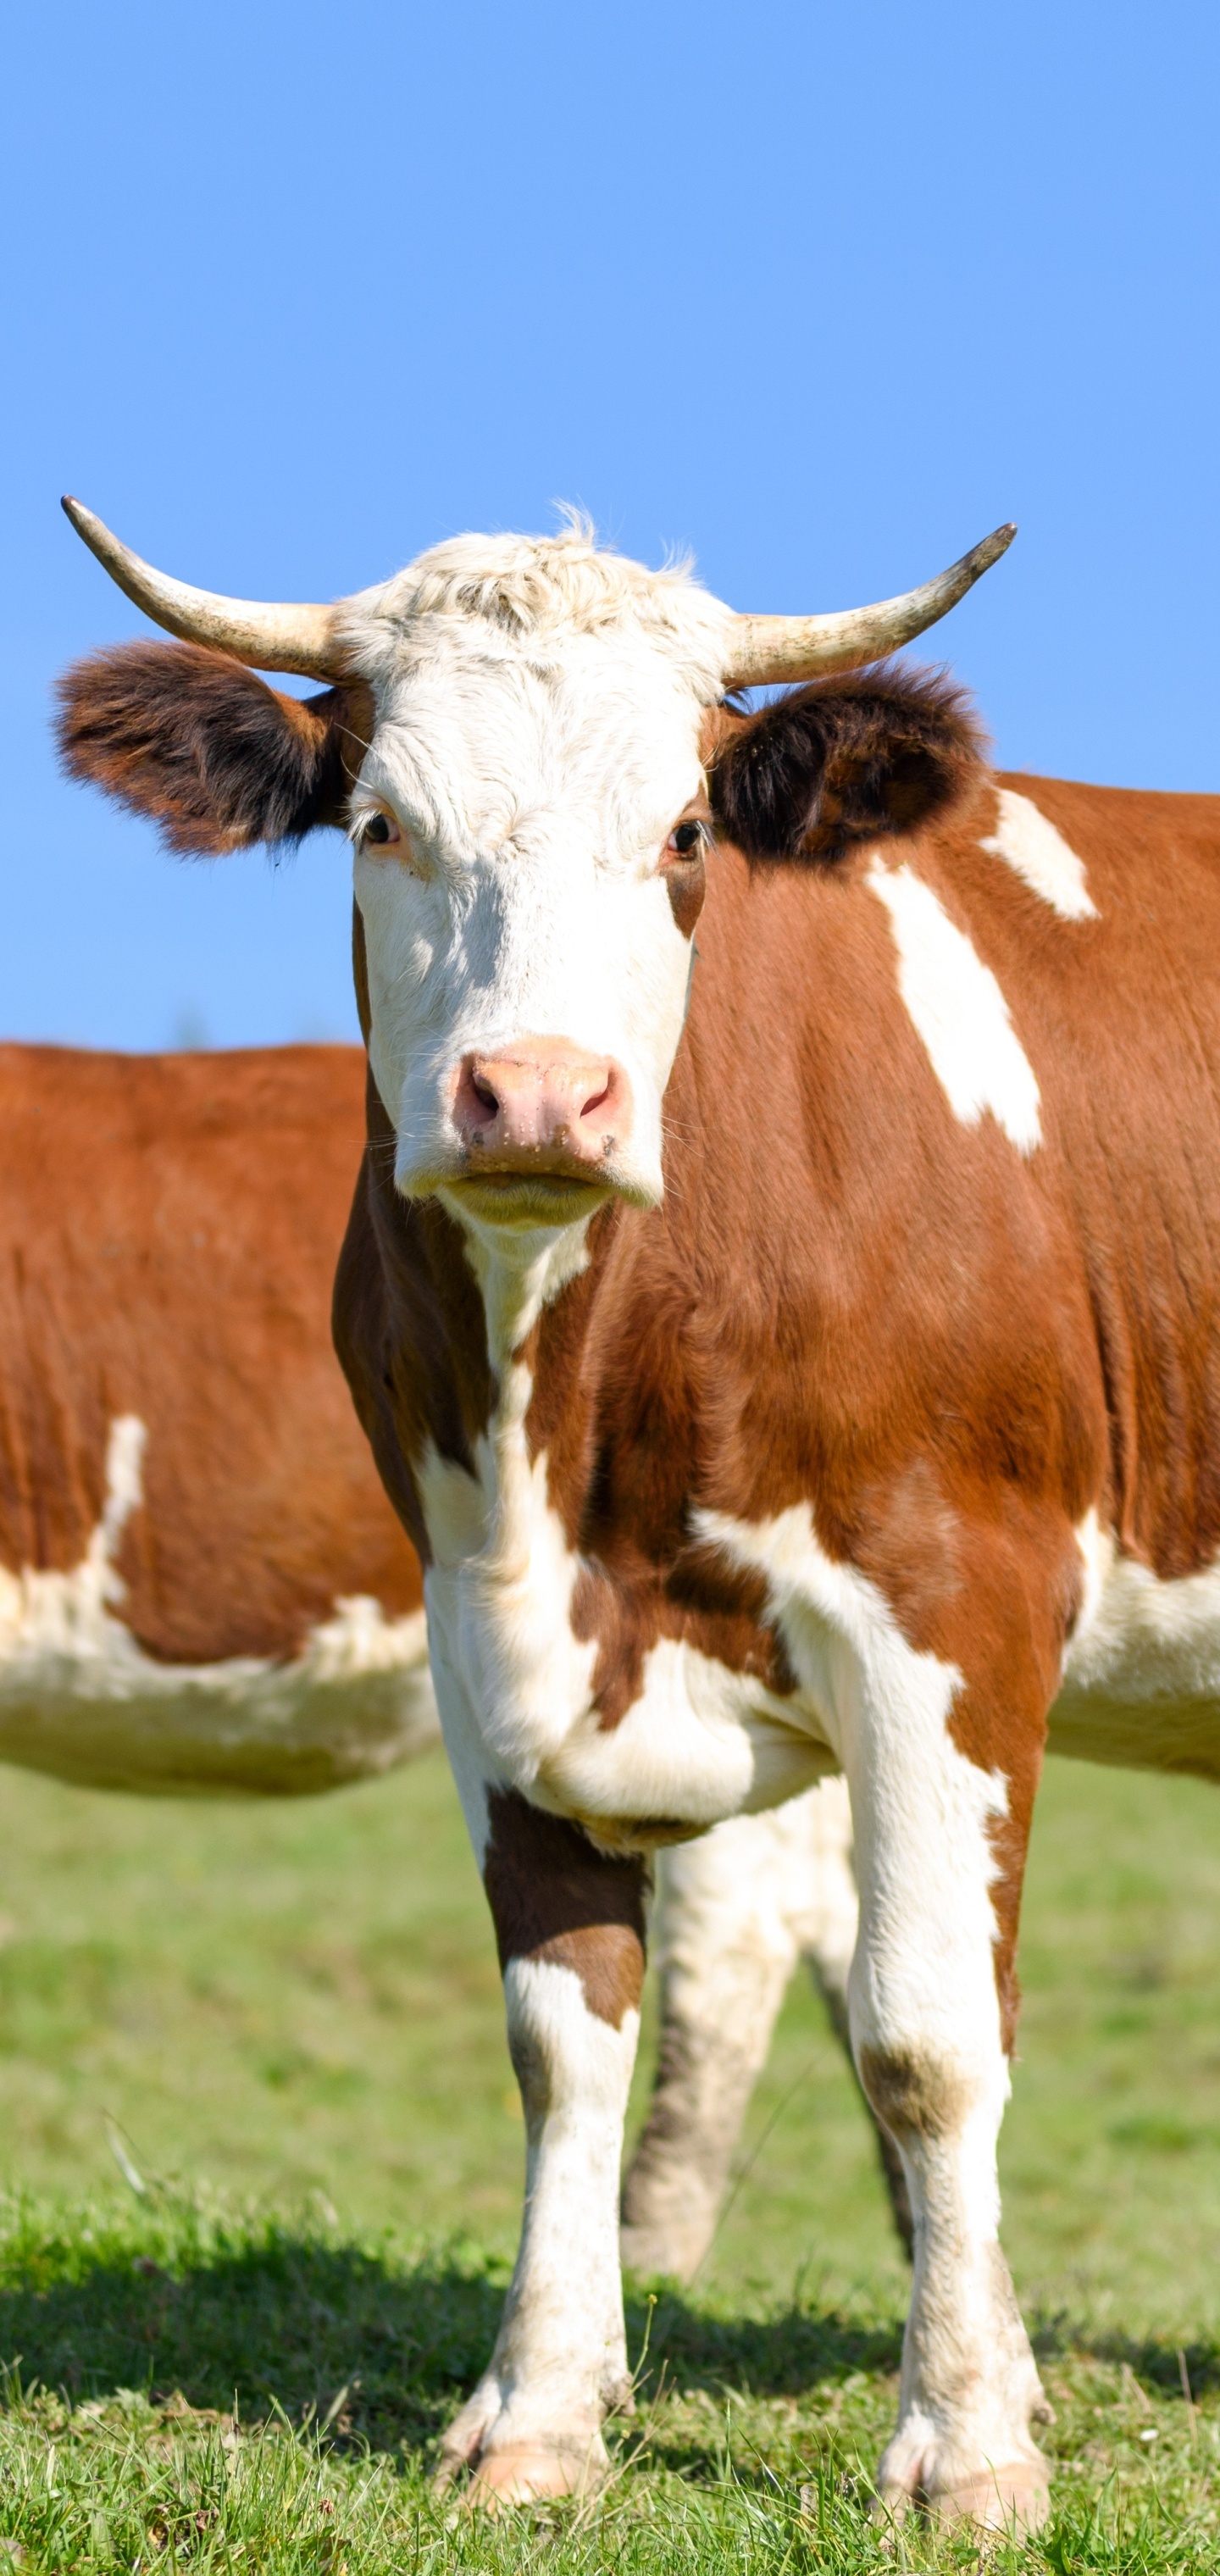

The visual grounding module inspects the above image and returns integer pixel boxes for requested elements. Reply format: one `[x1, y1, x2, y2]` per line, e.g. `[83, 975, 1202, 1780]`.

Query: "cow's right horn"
[61, 497, 350, 681]
[724, 523, 1016, 689]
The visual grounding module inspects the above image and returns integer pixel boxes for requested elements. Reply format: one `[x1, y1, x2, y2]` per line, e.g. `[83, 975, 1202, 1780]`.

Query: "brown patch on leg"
[484, 1790, 647, 2027]
[857, 2046, 978, 2145]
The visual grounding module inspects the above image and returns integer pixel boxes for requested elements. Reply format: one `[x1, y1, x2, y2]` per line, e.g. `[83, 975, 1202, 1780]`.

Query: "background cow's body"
[60, 514, 1220, 2529]
[0, 1042, 432, 1792]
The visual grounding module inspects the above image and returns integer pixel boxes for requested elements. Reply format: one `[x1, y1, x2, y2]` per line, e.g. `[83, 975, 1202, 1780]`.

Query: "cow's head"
[58, 501, 1005, 1243]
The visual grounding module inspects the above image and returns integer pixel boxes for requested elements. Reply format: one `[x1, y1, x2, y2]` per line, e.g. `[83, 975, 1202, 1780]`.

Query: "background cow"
[58, 497, 1212, 2533]
[0, 1041, 431, 1794]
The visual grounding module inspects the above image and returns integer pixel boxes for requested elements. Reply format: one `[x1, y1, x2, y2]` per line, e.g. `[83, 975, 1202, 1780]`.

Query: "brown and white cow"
[58, 495, 1220, 2529]
[1, 1037, 879, 2262]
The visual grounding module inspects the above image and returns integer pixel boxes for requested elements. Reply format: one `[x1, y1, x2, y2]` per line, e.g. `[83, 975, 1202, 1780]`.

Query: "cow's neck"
[445, 1202, 608, 1566]
[450, 1205, 599, 1394]
[362, 1073, 633, 1568]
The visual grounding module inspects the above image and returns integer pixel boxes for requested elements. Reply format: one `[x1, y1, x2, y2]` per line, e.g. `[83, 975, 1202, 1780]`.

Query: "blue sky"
[3, 0, 1217, 1050]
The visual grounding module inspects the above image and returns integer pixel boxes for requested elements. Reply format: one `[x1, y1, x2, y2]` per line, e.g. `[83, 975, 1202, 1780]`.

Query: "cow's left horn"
[61, 497, 350, 680]
[724, 523, 1016, 689]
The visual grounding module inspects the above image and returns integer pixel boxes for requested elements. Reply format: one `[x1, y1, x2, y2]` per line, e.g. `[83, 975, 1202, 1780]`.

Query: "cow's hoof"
[879, 2460, 1050, 2535]
[446, 2441, 604, 2510]
[933, 2462, 1051, 2533]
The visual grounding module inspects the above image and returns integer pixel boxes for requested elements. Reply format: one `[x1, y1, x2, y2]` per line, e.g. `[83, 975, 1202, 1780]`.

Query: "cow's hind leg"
[437, 1790, 646, 2507]
[620, 1799, 815, 2279]
[830, 1561, 1055, 2532]
[621, 1777, 912, 2278]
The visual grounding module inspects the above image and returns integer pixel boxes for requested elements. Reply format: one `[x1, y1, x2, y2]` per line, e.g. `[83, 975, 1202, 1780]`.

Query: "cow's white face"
[343, 534, 729, 1239]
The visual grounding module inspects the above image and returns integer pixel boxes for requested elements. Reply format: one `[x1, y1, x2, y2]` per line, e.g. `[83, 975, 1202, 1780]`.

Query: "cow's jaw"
[352, 625, 707, 1253]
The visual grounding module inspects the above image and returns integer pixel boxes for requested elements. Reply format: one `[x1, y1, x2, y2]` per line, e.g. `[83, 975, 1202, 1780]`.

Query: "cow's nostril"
[579, 1079, 612, 1121]
[470, 1072, 500, 1118]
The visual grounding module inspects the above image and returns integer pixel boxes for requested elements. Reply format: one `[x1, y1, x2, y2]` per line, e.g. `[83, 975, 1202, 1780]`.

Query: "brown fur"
[709, 663, 984, 863]
[857, 2045, 979, 2146]
[56, 642, 374, 854]
[483, 1790, 647, 2027]
[0, 1043, 420, 1663]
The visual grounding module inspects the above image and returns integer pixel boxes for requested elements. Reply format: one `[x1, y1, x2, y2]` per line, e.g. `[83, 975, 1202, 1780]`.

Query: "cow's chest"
[415, 1391, 835, 1843]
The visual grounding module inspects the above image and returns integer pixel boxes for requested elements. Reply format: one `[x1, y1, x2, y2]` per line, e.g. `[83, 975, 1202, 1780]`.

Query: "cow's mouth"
[446, 1170, 613, 1229]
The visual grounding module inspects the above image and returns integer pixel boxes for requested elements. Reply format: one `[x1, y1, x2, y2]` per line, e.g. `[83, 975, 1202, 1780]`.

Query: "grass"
[0, 1749, 1215, 2564]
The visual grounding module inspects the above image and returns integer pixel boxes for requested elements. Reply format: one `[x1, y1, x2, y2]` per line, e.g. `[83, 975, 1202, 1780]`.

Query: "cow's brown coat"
[0, 1043, 421, 1662]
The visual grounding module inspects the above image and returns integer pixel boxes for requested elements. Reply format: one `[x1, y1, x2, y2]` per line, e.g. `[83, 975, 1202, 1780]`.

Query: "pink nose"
[453, 1037, 631, 1171]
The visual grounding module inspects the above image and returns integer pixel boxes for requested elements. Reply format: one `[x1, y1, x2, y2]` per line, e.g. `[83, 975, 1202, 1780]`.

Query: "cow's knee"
[856, 2043, 984, 2150]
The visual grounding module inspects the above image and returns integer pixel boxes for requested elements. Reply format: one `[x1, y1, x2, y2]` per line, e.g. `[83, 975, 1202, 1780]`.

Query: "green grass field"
[0, 1748, 1217, 2568]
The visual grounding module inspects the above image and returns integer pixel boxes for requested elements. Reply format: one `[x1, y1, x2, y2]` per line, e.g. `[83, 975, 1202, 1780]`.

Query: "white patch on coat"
[0, 1417, 437, 1795]
[621, 1779, 857, 2278]
[979, 787, 1097, 920]
[696, 1500, 1048, 2509]
[439, 1953, 638, 2488]
[1051, 1512, 1220, 1775]
[867, 858, 1043, 1154]
[543, 1634, 829, 1829]
[422, 1409, 829, 1846]
[695, 1501, 1008, 2052]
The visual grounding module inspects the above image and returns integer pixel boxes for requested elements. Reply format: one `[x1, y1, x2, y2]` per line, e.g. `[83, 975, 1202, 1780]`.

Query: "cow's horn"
[724, 523, 1017, 689]
[61, 497, 350, 680]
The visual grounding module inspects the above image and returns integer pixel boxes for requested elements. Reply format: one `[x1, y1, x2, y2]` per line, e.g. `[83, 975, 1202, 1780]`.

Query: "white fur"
[439, 1953, 639, 2488]
[1052, 1511, 1220, 1774]
[980, 787, 1097, 920]
[867, 858, 1043, 1154]
[696, 1500, 1049, 2512]
[0, 1418, 437, 1794]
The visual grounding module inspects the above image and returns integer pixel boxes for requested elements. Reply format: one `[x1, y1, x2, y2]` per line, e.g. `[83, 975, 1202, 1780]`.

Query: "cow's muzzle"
[455, 1039, 630, 1169]
[443, 1038, 638, 1224]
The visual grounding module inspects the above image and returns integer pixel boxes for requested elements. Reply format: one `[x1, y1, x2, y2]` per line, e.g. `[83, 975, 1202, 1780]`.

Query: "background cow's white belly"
[0, 1418, 438, 1796]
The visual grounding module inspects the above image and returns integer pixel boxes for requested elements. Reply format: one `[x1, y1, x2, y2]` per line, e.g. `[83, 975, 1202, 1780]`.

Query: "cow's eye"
[666, 819, 707, 858]
[360, 810, 401, 849]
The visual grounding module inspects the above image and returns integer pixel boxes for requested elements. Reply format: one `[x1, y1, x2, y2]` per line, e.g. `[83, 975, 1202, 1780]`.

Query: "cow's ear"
[709, 663, 986, 866]
[55, 641, 374, 856]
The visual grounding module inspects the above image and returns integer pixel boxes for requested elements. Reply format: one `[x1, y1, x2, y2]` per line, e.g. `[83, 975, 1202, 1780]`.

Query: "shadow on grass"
[0, 2225, 905, 2459]
[0, 2226, 1211, 2467]
[1032, 2311, 1220, 2399]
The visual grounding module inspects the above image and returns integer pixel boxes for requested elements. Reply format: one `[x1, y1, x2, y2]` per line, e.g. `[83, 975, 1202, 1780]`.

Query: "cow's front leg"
[840, 1622, 1053, 2531]
[439, 1789, 646, 2505]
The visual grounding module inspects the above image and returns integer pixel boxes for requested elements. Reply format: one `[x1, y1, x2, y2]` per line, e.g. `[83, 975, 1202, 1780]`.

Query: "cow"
[56, 491, 1217, 2531]
[0, 1038, 890, 2256]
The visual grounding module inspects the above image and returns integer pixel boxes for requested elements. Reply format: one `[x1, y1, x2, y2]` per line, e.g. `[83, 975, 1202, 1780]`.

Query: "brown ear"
[709, 663, 986, 865]
[55, 641, 374, 856]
